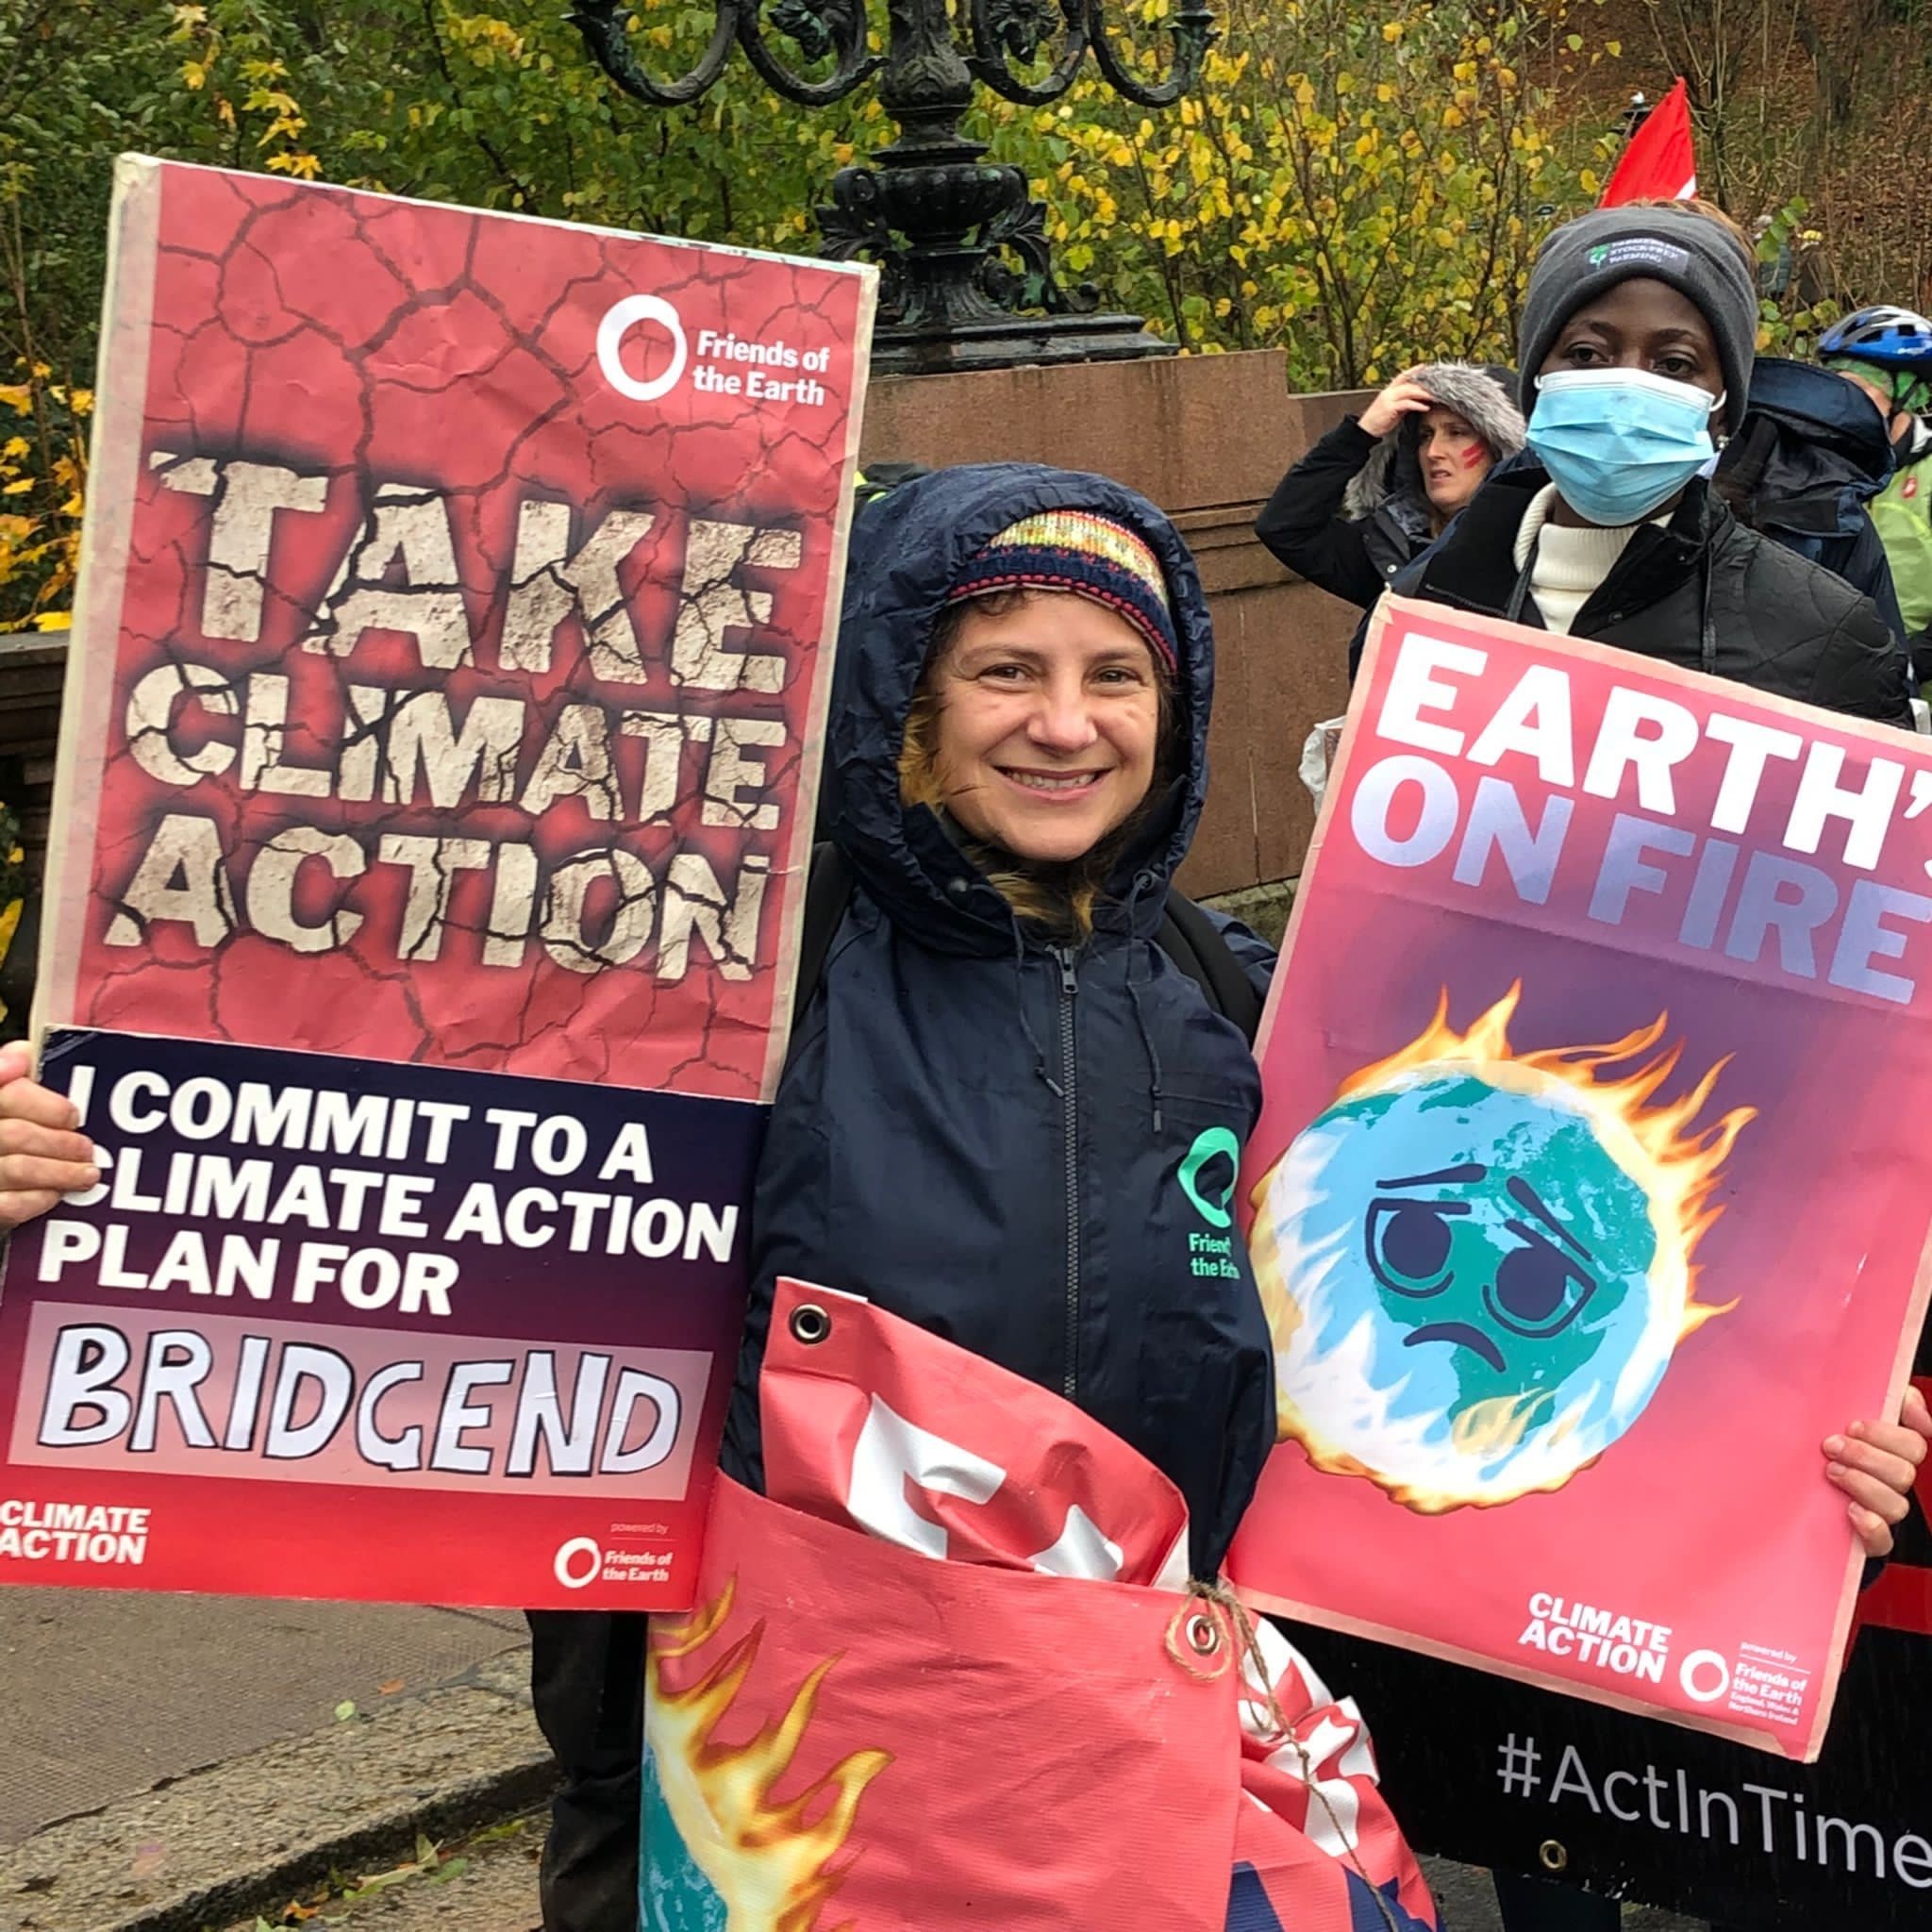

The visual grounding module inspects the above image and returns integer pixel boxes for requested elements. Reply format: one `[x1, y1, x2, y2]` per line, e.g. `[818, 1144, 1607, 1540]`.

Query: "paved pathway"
[212, 1830, 1705, 1932]
[0, 1585, 525, 1846]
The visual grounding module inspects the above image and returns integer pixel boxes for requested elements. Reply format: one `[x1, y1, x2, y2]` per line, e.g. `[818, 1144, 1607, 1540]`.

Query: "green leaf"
[334, 1700, 357, 1722]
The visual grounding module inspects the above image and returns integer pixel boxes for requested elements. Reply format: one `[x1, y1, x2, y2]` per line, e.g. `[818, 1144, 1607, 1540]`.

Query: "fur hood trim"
[1343, 362, 1527, 518]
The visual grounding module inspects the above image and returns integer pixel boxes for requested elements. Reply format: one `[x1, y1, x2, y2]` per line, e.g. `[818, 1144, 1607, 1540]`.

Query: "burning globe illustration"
[1248, 986, 1754, 1511]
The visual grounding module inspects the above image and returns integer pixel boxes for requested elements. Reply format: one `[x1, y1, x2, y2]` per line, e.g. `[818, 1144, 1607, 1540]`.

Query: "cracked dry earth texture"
[71, 159, 869, 1100]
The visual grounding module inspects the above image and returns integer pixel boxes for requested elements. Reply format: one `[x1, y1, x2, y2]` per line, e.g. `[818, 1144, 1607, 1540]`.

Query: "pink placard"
[1228, 596, 1932, 1761]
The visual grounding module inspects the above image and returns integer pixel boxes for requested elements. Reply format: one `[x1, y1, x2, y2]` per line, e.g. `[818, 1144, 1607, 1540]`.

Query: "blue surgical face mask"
[1526, 368, 1725, 527]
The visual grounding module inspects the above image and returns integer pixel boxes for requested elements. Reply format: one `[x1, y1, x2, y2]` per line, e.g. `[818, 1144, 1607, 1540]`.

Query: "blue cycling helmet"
[1819, 305, 1932, 369]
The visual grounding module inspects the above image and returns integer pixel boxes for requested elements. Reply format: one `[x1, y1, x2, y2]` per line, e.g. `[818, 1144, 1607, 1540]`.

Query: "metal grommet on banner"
[1163, 1591, 1234, 1683]
[1539, 1840, 1569, 1874]
[788, 1303, 832, 1345]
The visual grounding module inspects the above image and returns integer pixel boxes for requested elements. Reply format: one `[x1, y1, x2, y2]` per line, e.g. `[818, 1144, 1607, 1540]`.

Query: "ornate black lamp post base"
[571, 0, 1210, 376]
[818, 141, 1174, 375]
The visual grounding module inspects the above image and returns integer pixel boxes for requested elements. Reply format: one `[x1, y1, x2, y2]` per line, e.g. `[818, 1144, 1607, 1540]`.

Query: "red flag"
[1600, 78, 1698, 205]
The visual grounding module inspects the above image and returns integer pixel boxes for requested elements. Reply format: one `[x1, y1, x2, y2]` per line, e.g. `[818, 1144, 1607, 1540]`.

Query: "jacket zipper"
[1054, 945, 1080, 1403]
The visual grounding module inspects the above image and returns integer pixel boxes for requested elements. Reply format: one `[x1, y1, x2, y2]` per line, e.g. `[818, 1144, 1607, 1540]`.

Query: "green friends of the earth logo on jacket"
[1179, 1126, 1243, 1279]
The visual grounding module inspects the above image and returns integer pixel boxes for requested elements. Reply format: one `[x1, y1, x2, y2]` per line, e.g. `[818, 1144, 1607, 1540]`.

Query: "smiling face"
[1538, 275, 1727, 424]
[1417, 407, 1491, 516]
[926, 591, 1163, 864]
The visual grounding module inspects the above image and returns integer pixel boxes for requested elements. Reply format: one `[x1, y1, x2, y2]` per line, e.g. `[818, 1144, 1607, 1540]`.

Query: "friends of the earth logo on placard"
[1179, 1125, 1243, 1281]
[596, 292, 835, 409]
[1247, 984, 1754, 1513]
[555, 1534, 676, 1590]
[1512, 1589, 1815, 1721]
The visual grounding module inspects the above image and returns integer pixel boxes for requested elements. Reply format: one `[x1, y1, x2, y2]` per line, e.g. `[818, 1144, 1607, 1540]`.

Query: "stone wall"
[859, 351, 1370, 897]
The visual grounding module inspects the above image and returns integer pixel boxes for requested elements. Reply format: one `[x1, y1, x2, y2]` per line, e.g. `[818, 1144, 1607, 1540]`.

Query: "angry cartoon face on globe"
[1248, 987, 1752, 1511]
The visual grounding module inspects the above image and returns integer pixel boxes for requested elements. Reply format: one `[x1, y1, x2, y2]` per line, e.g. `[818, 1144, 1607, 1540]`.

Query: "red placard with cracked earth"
[46, 157, 874, 1102]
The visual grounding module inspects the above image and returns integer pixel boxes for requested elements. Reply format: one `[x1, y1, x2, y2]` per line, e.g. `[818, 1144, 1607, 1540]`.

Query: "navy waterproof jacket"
[720, 464, 1277, 1577]
[1713, 356, 1907, 647]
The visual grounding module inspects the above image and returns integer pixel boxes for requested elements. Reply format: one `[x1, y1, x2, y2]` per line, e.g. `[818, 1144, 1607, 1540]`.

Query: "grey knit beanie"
[1517, 206, 1757, 417]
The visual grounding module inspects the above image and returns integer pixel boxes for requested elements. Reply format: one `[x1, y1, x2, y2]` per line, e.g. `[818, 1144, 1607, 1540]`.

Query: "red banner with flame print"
[638, 1282, 1439, 1931]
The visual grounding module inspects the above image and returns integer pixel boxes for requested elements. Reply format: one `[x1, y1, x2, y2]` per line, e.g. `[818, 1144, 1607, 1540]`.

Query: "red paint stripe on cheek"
[1462, 445, 1487, 470]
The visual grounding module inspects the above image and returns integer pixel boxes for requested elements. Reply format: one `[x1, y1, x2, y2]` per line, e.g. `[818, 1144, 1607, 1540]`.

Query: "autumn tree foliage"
[1, 0, 1608, 626]
[3, 0, 1929, 625]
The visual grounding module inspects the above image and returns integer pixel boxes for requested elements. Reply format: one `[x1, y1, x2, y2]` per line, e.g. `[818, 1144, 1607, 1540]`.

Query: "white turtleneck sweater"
[1510, 484, 1664, 635]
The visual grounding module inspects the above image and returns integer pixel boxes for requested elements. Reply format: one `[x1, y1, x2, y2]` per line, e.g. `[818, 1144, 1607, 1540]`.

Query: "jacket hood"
[824, 463, 1214, 956]
[1714, 357, 1894, 537]
[1343, 362, 1527, 518]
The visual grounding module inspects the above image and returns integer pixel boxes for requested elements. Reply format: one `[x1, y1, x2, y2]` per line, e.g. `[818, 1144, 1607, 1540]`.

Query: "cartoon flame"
[646, 1579, 891, 1931]
[1336, 982, 1755, 1337]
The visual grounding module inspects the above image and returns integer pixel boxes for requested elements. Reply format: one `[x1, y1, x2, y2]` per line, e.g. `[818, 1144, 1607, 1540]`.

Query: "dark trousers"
[1493, 1872, 1621, 1932]
[526, 1609, 648, 1932]
[1494, 1870, 1744, 1932]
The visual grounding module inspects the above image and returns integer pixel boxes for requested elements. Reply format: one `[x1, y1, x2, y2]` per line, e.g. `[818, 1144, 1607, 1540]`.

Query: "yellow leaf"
[2, 480, 33, 497]
[33, 612, 72, 632]
[1607, 39, 1622, 55]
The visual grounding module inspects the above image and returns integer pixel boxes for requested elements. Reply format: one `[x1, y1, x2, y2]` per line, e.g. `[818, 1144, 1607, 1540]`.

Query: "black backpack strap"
[786, 841, 855, 1071]
[1158, 891, 1265, 1046]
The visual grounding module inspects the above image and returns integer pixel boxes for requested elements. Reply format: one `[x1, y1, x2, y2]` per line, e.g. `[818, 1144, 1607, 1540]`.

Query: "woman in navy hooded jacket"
[725, 463, 1275, 1554]
[544, 462, 1280, 1928]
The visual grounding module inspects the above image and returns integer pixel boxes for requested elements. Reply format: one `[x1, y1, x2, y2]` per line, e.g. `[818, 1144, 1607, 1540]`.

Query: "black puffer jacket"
[1255, 362, 1525, 608]
[1380, 459, 1912, 724]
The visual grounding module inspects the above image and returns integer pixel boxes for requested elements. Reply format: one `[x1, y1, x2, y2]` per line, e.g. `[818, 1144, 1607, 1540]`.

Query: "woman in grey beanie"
[1382, 199, 1924, 1932]
[1377, 199, 1909, 724]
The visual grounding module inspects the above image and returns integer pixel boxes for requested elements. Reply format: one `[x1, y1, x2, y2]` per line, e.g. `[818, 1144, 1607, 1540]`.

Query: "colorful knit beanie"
[942, 508, 1179, 672]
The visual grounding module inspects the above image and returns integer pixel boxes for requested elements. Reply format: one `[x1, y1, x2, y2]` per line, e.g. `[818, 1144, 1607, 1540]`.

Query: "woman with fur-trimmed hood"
[1255, 361, 1525, 608]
